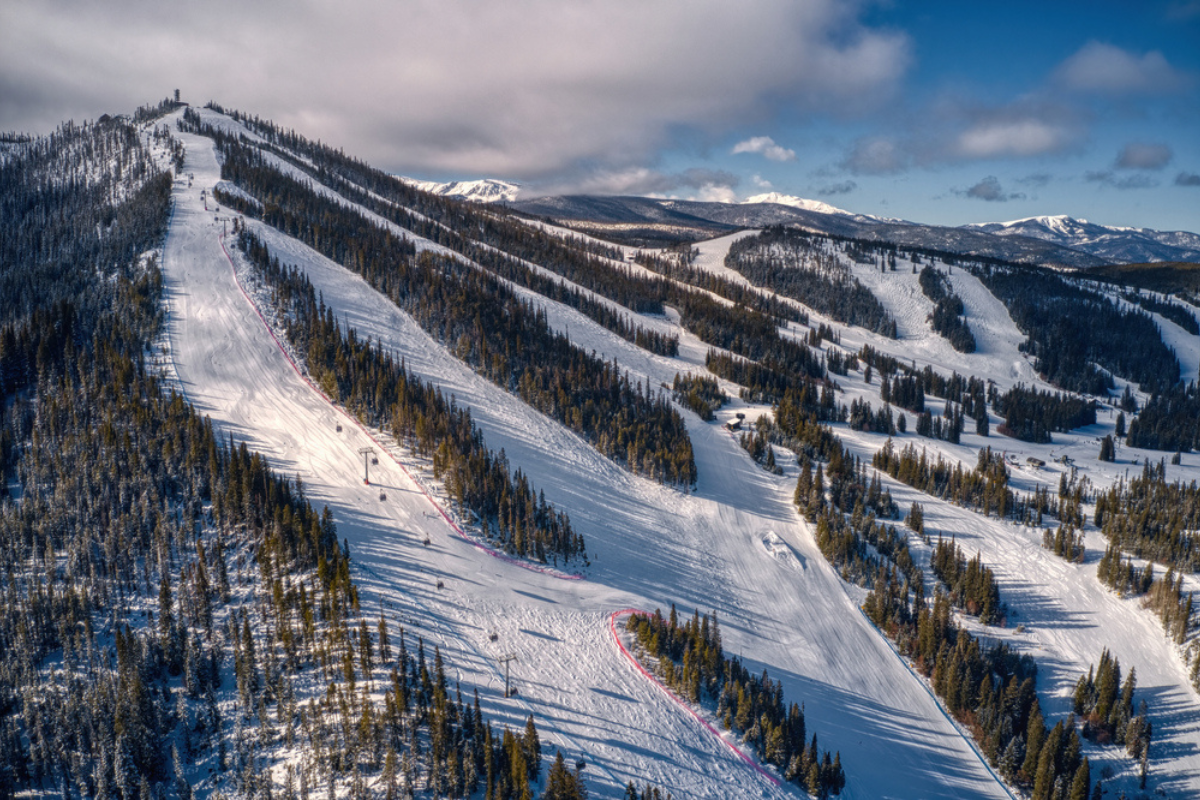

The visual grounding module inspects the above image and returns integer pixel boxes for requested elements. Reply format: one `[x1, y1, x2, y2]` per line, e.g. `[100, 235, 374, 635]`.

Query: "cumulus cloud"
[956, 119, 1074, 159]
[732, 135, 796, 162]
[957, 176, 1024, 202]
[1054, 42, 1190, 94]
[842, 136, 908, 175]
[1176, 172, 1200, 187]
[530, 166, 739, 198]
[0, 0, 909, 182]
[1116, 142, 1172, 170]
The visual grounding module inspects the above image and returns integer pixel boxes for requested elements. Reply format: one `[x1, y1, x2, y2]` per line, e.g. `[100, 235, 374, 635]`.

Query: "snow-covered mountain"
[965, 215, 1200, 264]
[399, 176, 521, 203]
[740, 192, 856, 217]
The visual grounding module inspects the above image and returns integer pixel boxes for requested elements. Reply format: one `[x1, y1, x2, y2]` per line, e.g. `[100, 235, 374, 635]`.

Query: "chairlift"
[379, 492, 386, 501]
[422, 536, 431, 547]
[371, 456, 379, 465]
[336, 423, 342, 432]
[488, 631, 499, 642]
[436, 580, 444, 590]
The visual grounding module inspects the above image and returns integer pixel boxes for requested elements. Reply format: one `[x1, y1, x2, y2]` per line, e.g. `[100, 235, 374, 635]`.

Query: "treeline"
[918, 266, 976, 353]
[213, 142, 697, 486]
[993, 385, 1097, 444]
[1042, 523, 1085, 563]
[1126, 382, 1200, 452]
[1121, 290, 1200, 335]
[242, 232, 586, 564]
[626, 608, 846, 797]
[872, 441, 1015, 519]
[725, 227, 898, 338]
[970, 263, 1179, 394]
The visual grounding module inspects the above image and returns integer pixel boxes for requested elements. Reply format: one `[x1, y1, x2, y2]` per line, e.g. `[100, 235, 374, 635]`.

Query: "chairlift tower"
[498, 653, 519, 698]
[358, 447, 376, 485]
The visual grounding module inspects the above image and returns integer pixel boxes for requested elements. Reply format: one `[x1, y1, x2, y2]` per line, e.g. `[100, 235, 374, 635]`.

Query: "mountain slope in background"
[399, 176, 521, 203]
[965, 215, 1200, 264]
[511, 194, 1113, 267]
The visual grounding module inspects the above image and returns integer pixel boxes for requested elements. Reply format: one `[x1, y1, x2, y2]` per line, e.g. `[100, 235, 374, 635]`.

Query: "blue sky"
[3, 0, 1197, 232]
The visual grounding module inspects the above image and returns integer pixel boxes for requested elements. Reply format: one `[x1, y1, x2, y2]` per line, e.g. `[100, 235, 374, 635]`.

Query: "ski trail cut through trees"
[216, 230, 584, 581]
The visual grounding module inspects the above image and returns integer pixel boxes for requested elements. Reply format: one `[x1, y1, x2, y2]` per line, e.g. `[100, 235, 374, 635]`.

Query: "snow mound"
[758, 531, 803, 571]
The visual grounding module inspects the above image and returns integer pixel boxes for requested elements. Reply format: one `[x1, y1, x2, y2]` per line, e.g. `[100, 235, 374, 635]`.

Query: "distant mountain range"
[400, 181, 1199, 267]
[398, 177, 521, 203]
[964, 215, 1200, 265]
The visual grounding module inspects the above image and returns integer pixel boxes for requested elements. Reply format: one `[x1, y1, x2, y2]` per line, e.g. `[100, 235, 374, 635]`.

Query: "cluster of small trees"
[726, 227, 898, 338]
[740, 420, 783, 474]
[626, 608, 845, 797]
[671, 372, 726, 422]
[1042, 524, 1086, 562]
[847, 397, 898, 435]
[879, 374, 925, 413]
[1073, 649, 1153, 780]
[918, 266, 976, 352]
[930, 537, 1007, 625]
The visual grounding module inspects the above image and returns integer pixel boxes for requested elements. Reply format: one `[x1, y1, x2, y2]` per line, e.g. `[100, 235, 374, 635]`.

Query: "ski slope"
[160, 108, 1200, 798]
[158, 112, 1025, 798]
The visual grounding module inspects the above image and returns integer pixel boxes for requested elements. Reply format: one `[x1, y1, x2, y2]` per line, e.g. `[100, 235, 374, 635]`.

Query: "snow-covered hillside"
[153, 106, 1200, 799]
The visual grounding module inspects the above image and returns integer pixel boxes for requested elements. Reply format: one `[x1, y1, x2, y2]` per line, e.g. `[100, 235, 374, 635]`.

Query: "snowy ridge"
[399, 176, 522, 203]
[966, 215, 1200, 264]
[741, 192, 857, 217]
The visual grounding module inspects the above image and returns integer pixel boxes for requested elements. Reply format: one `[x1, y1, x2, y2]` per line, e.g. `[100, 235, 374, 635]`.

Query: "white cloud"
[732, 135, 796, 162]
[0, 0, 909, 181]
[1054, 41, 1190, 94]
[956, 119, 1072, 159]
[530, 166, 739, 198]
[842, 136, 907, 175]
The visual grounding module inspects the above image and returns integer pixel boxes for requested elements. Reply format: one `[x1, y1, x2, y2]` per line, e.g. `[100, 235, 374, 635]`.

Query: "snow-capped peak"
[741, 192, 854, 217]
[399, 177, 521, 203]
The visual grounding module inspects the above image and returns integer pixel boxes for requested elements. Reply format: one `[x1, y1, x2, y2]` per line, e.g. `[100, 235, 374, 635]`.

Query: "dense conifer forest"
[1126, 382, 1200, 452]
[0, 106, 584, 800]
